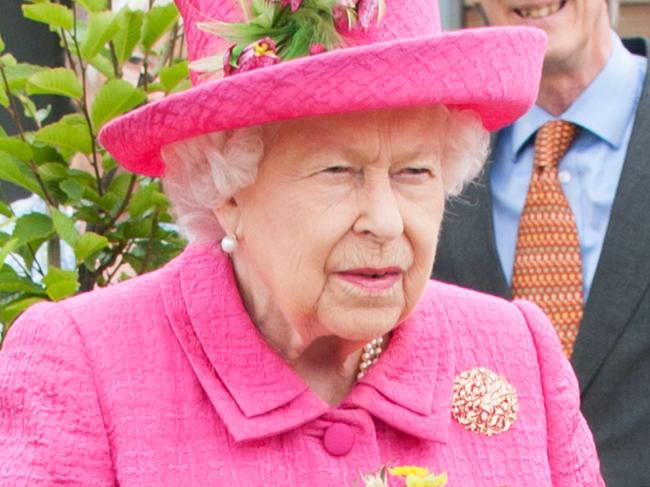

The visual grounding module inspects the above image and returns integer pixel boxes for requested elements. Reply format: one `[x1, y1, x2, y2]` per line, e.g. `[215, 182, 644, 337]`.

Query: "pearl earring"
[220, 234, 238, 253]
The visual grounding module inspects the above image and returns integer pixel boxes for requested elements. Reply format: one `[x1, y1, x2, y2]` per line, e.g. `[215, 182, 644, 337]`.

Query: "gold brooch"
[451, 367, 519, 436]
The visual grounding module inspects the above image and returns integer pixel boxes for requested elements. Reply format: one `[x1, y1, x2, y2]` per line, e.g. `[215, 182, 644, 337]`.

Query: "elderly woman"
[0, 0, 604, 485]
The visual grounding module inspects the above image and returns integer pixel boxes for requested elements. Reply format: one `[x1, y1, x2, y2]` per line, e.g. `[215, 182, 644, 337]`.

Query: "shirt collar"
[162, 243, 452, 444]
[511, 31, 643, 154]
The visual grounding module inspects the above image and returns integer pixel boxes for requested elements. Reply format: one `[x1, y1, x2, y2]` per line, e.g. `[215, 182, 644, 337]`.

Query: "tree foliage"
[0, 0, 189, 342]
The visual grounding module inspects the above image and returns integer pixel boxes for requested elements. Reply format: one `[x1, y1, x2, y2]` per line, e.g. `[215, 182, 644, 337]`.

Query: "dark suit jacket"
[433, 38, 650, 487]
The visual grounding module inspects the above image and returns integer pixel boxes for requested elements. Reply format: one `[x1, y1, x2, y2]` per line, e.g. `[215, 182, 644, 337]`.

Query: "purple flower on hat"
[223, 38, 280, 77]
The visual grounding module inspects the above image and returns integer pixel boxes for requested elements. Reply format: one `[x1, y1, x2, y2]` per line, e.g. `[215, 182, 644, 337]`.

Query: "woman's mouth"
[337, 268, 402, 291]
[513, 0, 566, 19]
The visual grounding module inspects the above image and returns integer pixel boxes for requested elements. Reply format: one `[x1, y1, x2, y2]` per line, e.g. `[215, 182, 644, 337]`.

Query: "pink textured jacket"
[0, 244, 603, 486]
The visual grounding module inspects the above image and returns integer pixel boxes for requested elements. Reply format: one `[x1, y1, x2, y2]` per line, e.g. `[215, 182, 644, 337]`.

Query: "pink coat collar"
[160, 243, 452, 443]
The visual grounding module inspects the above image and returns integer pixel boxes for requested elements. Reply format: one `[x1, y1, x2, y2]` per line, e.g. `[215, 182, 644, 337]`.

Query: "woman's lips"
[337, 268, 402, 291]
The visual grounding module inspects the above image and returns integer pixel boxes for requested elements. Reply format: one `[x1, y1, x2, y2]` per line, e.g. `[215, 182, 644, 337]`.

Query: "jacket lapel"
[572, 38, 650, 393]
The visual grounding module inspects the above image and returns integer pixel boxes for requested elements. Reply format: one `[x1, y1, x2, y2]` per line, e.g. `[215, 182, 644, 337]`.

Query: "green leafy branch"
[0, 0, 189, 342]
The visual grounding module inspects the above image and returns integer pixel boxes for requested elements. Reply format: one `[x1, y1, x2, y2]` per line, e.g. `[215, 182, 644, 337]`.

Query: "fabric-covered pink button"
[323, 422, 355, 456]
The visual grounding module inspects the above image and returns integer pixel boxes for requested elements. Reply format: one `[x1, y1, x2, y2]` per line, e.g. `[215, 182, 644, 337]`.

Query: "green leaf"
[35, 114, 93, 155]
[80, 11, 120, 61]
[89, 52, 115, 79]
[0, 152, 42, 196]
[51, 208, 80, 246]
[2, 297, 45, 325]
[0, 35, 5, 54]
[26, 68, 82, 99]
[59, 179, 85, 203]
[0, 266, 43, 293]
[141, 3, 179, 51]
[107, 172, 134, 200]
[0, 238, 18, 266]
[74, 232, 109, 262]
[0, 87, 8, 108]
[76, 0, 108, 13]
[3, 62, 45, 91]
[159, 61, 188, 93]
[13, 213, 54, 245]
[43, 267, 79, 301]
[91, 80, 146, 130]
[0, 137, 34, 161]
[113, 8, 144, 64]
[22, 3, 74, 31]
[0, 201, 12, 218]
[128, 183, 157, 218]
[38, 162, 68, 180]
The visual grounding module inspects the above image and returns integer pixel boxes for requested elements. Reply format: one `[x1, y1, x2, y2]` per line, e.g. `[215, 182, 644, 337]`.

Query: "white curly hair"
[161, 106, 489, 242]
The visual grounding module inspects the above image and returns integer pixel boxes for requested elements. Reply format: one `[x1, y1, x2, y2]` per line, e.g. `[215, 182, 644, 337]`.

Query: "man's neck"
[537, 34, 613, 116]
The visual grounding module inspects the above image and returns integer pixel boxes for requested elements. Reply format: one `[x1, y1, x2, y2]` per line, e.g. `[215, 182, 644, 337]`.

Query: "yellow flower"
[404, 472, 448, 487]
[388, 466, 448, 487]
[389, 466, 430, 477]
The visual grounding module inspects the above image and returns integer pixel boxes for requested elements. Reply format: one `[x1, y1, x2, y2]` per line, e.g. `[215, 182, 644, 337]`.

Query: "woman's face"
[220, 107, 446, 349]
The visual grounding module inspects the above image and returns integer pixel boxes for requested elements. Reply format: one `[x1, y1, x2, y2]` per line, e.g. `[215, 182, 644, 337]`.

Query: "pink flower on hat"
[309, 43, 327, 55]
[223, 38, 281, 77]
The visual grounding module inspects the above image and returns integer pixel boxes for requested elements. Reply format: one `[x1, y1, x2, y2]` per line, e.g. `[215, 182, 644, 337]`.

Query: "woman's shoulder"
[421, 279, 568, 379]
[424, 279, 534, 335]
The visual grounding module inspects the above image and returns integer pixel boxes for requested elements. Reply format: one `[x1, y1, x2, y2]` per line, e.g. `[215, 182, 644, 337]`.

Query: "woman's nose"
[352, 177, 404, 242]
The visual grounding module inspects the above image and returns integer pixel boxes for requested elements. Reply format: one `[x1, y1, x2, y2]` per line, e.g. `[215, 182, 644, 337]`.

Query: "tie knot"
[533, 120, 579, 169]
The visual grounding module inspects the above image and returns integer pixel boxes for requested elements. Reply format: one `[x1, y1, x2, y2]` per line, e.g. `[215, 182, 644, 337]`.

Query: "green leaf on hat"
[91, 79, 146, 130]
[34, 115, 93, 156]
[80, 11, 120, 61]
[43, 267, 80, 301]
[113, 8, 144, 64]
[26, 68, 82, 99]
[13, 213, 54, 246]
[141, 3, 179, 51]
[22, 3, 74, 32]
[74, 232, 109, 262]
[51, 207, 80, 246]
[76, 0, 108, 13]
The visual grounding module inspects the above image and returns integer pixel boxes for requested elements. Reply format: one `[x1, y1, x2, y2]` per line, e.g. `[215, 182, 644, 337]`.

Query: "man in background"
[433, 0, 649, 484]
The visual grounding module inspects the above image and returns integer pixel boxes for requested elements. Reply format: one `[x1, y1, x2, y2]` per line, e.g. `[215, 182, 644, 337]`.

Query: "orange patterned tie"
[512, 121, 583, 358]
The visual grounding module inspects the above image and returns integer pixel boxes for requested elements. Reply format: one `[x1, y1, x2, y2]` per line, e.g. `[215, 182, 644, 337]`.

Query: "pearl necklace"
[356, 336, 384, 380]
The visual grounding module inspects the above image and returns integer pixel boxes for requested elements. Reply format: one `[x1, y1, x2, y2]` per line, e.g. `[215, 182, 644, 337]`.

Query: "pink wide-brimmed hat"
[99, 0, 546, 177]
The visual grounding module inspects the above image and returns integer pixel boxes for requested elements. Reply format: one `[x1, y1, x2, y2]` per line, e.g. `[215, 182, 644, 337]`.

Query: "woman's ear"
[213, 197, 242, 238]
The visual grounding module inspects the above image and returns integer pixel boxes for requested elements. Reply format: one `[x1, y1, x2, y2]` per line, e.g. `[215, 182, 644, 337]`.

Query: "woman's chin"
[320, 307, 401, 343]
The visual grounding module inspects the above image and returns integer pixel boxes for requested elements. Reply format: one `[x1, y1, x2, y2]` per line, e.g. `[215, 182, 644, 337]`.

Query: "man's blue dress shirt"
[491, 32, 647, 300]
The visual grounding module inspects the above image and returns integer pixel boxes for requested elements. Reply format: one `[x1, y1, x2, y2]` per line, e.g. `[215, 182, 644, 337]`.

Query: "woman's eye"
[323, 166, 352, 174]
[397, 167, 433, 177]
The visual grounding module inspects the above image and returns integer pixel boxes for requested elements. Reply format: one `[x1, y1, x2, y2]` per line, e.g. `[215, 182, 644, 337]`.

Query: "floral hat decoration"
[99, 0, 546, 176]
